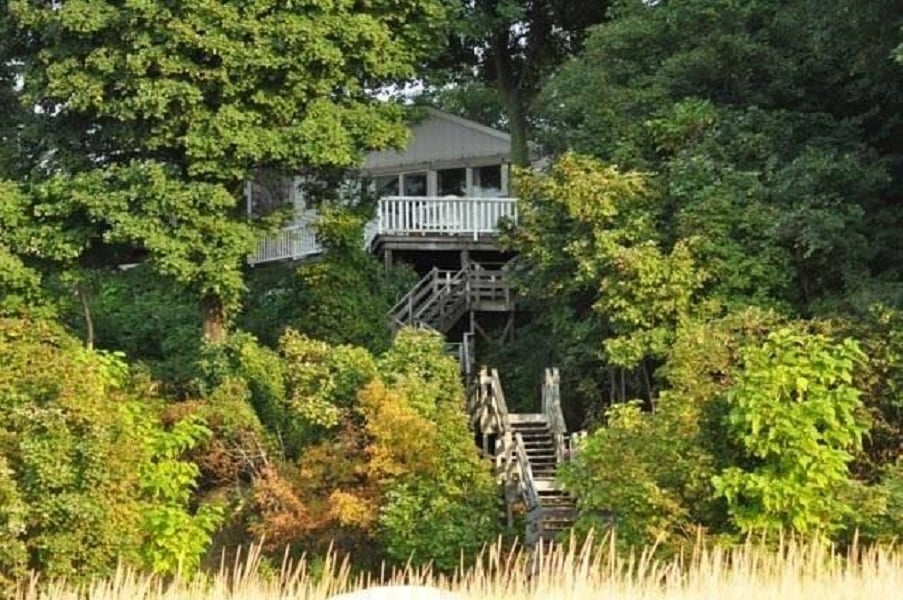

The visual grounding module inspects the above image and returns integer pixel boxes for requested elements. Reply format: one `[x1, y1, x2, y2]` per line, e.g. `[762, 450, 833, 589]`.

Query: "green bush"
[0, 317, 219, 580]
[376, 329, 500, 570]
[240, 207, 416, 353]
[713, 328, 868, 535]
[73, 265, 204, 393]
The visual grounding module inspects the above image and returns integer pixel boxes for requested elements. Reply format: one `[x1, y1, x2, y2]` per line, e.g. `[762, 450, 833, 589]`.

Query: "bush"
[72, 265, 204, 394]
[713, 328, 868, 535]
[0, 317, 219, 580]
[240, 207, 416, 353]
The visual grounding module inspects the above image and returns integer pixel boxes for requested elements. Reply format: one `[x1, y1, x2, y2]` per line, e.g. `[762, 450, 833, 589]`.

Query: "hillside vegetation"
[0, 0, 901, 589]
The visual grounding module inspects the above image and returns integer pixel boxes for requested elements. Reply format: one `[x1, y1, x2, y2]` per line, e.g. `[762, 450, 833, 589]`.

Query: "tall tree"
[6, 0, 449, 341]
[433, 1, 610, 165]
[539, 0, 903, 309]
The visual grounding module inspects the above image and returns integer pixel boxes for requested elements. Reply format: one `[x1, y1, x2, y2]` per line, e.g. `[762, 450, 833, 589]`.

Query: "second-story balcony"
[377, 196, 518, 239]
[249, 195, 518, 265]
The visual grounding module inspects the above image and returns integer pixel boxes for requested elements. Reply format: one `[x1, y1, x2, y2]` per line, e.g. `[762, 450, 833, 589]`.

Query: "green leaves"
[712, 328, 868, 535]
[509, 153, 704, 369]
[0, 317, 223, 579]
[7, 0, 448, 338]
[137, 413, 223, 574]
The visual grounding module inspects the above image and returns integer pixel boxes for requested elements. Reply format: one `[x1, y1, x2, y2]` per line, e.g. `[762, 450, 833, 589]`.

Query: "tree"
[7, 0, 450, 341]
[431, 1, 611, 164]
[538, 0, 903, 309]
[505, 153, 705, 408]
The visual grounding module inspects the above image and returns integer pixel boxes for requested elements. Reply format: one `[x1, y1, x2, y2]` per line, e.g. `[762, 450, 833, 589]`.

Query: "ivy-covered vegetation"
[0, 0, 902, 585]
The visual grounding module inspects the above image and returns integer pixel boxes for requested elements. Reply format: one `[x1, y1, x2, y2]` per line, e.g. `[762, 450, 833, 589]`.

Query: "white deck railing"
[250, 196, 519, 264]
[378, 196, 518, 238]
[249, 221, 321, 265]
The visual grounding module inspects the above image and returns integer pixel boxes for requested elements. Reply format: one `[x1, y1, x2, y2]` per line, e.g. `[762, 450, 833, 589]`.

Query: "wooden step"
[509, 413, 548, 425]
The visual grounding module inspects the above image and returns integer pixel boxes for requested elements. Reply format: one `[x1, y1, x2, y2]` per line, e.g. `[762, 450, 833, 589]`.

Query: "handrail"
[512, 432, 541, 511]
[468, 367, 511, 438]
[388, 267, 438, 323]
[489, 368, 511, 423]
[541, 367, 568, 465]
[410, 269, 468, 324]
[461, 331, 475, 380]
[248, 221, 321, 265]
[388, 266, 471, 331]
[378, 196, 518, 240]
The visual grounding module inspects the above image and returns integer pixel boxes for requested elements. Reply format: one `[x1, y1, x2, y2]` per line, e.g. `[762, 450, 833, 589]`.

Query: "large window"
[403, 172, 428, 196]
[473, 165, 502, 197]
[438, 168, 467, 197]
[375, 174, 399, 197]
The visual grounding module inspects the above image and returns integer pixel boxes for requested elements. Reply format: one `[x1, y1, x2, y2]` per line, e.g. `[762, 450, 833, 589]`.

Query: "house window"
[403, 172, 428, 196]
[375, 174, 399, 197]
[247, 171, 295, 217]
[473, 165, 502, 197]
[438, 168, 467, 197]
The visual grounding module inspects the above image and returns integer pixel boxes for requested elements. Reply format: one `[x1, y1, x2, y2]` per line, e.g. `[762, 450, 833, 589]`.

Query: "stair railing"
[512, 432, 541, 512]
[389, 267, 439, 328]
[467, 262, 513, 306]
[388, 267, 469, 331]
[541, 367, 568, 464]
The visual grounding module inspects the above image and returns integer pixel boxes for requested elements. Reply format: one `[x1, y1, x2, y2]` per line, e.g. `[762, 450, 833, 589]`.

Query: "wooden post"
[460, 249, 471, 271]
[383, 248, 393, 270]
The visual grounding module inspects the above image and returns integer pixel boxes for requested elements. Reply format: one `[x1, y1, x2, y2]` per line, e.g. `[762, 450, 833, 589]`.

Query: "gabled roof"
[362, 108, 512, 172]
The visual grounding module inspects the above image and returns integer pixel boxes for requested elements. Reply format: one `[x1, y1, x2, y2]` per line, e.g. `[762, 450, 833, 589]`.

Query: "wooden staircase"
[388, 262, 514, 333]
[389, 261, 580, 546]
[469, 367, 580, 546]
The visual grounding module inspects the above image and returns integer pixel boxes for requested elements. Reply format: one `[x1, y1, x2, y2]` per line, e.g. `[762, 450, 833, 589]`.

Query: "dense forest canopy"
[0, 0, 901, 584]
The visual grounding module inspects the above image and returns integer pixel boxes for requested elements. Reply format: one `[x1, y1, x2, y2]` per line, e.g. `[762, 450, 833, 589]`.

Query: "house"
[247, 108, 519, 269]
[245, 110, 578, 545]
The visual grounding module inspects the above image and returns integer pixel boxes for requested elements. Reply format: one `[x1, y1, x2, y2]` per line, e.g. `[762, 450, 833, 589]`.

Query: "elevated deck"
[250, 196, 517, 264]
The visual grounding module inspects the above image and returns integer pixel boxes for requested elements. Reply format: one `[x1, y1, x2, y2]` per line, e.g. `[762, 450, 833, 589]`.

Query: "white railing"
[249, 222, 321, 265]
[250, 196, 519, 264]
[378, 196, 518, 239]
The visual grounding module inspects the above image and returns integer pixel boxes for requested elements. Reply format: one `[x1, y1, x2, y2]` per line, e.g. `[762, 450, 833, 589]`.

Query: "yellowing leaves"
[328, 490, 377, 528]
[359, 380, 438, 482]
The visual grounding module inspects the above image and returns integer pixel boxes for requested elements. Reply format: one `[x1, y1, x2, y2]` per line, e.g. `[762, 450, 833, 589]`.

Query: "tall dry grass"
[14, 534, 902, 600]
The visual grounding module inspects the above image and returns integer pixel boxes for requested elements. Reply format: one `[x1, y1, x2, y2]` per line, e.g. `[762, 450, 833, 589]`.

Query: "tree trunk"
[491, 28, 531, 167]
[76, 282, 94, 350]
[507, 101, 530, 167]
[202, 296, 228, 344]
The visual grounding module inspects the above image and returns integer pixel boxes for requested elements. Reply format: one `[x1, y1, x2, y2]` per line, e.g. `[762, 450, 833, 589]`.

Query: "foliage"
[712, 329, 868, 535]
[0, 317, 218, 579]
[0, 183, 40, 315]
[559, 311, 769, 548]
[281, 330, 378, 432]
[840, 306, 903, 483]
[539, 0, 902, 309]
[560, 400, 699, 549]
[562, 310, 880, 548]
[428, 0, 611, 163]
[505, 153, 705, 411]
[7, 0, 450, 339]
[277, 329, 498, 570]
[0, 456, 27, 588]
[240, 207, 417, 352]
[511, 6, 903, 543]
[71, 264, 204, 392]
[136, 414, 224, 574]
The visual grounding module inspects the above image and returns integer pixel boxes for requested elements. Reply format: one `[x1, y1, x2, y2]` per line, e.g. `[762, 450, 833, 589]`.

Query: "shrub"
[0, 317, 219, 579]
